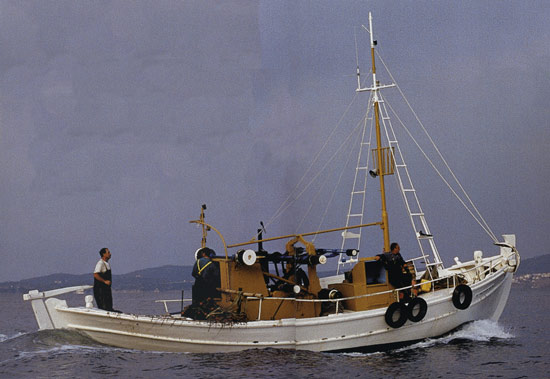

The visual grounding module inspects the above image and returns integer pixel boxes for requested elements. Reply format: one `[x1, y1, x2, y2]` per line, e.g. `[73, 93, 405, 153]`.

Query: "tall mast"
[369, 12, 391, 252]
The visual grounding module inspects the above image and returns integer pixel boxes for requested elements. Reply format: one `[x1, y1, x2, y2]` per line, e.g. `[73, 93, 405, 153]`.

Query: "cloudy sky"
[1, 1, 548, 281]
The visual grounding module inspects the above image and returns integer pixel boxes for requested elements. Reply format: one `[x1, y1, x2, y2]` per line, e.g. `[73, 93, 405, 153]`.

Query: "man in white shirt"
[93, 248, 114, 311]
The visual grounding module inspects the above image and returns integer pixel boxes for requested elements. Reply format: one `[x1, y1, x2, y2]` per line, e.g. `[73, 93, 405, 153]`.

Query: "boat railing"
[241, 255, 509, 319]
[446, 253, 506, 282]
[244, 287, 410, 320]
[155, 298, 193, 314]
[154, 255, 509, 319]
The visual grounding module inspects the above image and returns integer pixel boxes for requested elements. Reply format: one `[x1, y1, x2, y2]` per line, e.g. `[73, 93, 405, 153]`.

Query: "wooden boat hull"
[29, 263, 514, 353]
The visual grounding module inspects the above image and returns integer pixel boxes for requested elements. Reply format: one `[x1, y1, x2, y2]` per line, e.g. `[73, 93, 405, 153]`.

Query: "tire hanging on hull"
[407, 297, 427, 322]
[452, 284, 473, 310]
[385, 302, 408, 328]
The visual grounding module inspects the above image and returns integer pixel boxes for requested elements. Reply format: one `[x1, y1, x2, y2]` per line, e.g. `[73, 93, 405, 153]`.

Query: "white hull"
[25, 257, 515, 353]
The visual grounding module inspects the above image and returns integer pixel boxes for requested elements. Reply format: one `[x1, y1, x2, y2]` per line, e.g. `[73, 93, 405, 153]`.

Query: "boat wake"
[16, 341, 109, 358]
[0, 329, 141, 368]
[397, 320, 514, 352]
[0, 332, 26, 343]
[341, 320, 514, 357]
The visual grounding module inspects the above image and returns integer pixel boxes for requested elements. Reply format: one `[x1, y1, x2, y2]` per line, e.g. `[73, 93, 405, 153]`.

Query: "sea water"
[1, 287, 548, 378]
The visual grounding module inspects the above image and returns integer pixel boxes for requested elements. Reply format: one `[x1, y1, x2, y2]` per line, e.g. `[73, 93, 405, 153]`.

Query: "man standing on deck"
[93, 247, 115, 311]
[191, 247, 220, 305]
[376, 243, 417, 298]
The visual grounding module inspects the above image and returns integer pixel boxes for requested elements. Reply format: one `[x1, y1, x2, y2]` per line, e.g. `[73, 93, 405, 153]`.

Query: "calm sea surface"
[1, 286, 548, 378]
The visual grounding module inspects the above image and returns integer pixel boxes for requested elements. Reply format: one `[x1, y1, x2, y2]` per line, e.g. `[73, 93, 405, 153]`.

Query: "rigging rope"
[296, 168, 328, 232]
[311, 123, 361, 241]
[270, 113, 367, 232]
[376, 51, 499, 243]
[257, 43, 500, 249]
[261, 75, 372, 238]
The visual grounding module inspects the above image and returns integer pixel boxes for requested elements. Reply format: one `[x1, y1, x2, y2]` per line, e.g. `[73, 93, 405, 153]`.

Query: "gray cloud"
[1, 1, 548, 281]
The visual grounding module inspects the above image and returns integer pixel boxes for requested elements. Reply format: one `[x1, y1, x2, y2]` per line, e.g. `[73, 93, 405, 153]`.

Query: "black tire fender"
[452, 284, 473, 310]
[385, 302, 408, 328]
[407, 297, 428, 322]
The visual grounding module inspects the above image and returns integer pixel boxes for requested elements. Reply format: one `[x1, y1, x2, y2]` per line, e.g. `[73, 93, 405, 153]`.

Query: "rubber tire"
[452, 284, 473, 310]
[385, 302, 408, 328]
[407, 297, 428, 322]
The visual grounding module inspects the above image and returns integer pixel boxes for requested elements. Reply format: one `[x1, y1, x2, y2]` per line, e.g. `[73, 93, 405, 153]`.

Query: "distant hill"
[2, 254, 548, 293]
[0, 265, 194, 293]
[516, 254, 550, 276]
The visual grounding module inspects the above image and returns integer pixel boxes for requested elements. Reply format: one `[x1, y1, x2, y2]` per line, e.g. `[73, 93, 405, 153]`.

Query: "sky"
[1, 1, 548, 282]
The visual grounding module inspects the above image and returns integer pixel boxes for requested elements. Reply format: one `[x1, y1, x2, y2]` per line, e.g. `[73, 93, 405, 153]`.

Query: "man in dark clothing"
[191, 247, 220, 305]
[376, 243, 417, 297]
[93, 247, 114, 311]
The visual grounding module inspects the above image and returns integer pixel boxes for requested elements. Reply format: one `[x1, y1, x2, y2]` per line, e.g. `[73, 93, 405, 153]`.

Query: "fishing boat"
[24, 13, 519, 353]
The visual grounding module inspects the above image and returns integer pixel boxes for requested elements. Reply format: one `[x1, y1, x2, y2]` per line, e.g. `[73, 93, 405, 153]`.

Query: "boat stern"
[23, 290, 55, 330]
[23, 285, 92, 330]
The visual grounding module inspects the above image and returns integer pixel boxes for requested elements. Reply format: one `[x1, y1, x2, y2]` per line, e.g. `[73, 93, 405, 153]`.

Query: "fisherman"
[191, 247, 220, 305]
[93, 247, 117, 311]
[375, 243, 417, 299]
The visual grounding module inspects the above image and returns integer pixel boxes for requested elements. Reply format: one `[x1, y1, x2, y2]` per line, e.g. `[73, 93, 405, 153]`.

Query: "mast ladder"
[377, 94, 443, 269]
[337, 104, 373, 274]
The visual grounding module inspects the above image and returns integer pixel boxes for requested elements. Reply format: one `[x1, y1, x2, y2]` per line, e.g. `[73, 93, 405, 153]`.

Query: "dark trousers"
[94, 282, 113, 311]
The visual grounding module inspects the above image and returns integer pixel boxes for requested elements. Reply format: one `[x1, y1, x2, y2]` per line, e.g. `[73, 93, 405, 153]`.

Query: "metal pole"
[369, 12, 391, 252]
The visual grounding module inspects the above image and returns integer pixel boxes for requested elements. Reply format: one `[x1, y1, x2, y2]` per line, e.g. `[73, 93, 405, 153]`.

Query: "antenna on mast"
[354, 27, 361, 90]
[200, 204, 209, 248]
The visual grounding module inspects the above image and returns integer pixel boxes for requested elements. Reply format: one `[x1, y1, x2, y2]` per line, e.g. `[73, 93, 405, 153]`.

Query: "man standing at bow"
[93, 247, 115, 311]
